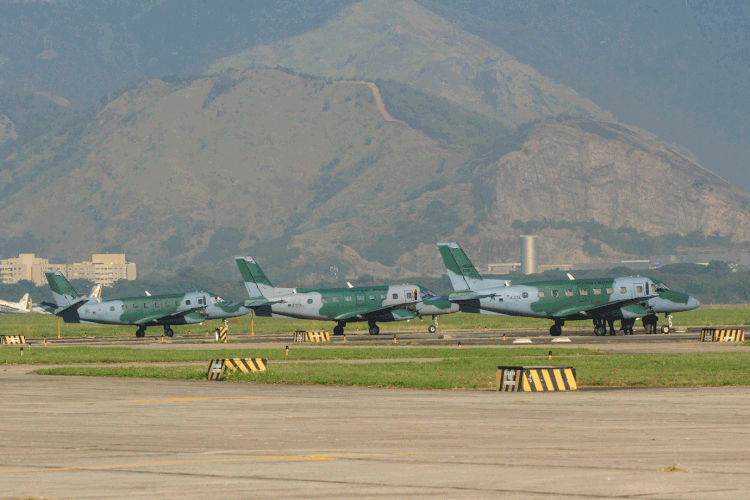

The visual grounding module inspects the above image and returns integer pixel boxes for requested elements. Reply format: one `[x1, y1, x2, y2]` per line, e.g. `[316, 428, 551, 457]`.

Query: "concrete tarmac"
[2, 368, 750, 499]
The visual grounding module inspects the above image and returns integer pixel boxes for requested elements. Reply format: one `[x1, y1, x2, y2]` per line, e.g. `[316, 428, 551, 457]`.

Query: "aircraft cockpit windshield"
[209, 295, 224, 304]
[653, 282, 670, 293]
[418, 286, 436, 299]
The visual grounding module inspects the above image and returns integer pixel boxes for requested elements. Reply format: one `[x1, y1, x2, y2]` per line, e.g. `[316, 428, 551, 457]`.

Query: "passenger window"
[392, 293, 398, 299]
[606, 288, 614, 294]
[155, 302, 160, 309]
[186, 300, 191, 305]
[593, 288, 601, 295]
[143, 303, 149, 309]
[619, 287, 627, 294]
[132, 304, 138, 309]
[551, 290, 559, 297]
[122, 305, 127, 310]
[307, 298, 313, 304]
[345, 296, 352, 302]
[537, 291, 545, 298]
[565, 290, 573, 297]
[175, 301, 180, 307]
[381, 294, 386, 300]
[357, 295, 364, 302]
[110, 306, 115, 311]
[332, 296, 339, 303]
[369, 294, 375, 300]
[321, 297, 327, 304]
[636, 286, 643, 293]
[406, 292, 413, 299]
[579, 289, 588, 296]
[522, 292, 528, 298]
[198, 298, 204, 305]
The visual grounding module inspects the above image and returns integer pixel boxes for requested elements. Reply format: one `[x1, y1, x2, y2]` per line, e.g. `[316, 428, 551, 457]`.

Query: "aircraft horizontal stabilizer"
[448, 291, 497, 302]
[244, 298, 284, 308]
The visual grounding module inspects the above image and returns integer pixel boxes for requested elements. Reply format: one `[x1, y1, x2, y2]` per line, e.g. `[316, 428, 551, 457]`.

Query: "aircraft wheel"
[369, 325, 380, 335]
[594, 325, 607, 336]
[135, 329, 146, 338]
[661, 325, 670, 334]
[165, 328, 174, 337]
[428, 325, 437, 333]
[333, 325, 344, 336]
[549, 325, 562, 337]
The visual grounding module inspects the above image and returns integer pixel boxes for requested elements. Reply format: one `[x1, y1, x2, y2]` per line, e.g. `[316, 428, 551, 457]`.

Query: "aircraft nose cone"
[687, 296, 700, 310]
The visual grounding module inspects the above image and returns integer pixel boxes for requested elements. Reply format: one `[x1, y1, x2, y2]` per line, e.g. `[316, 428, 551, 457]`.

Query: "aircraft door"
[403, 289, 416, 304]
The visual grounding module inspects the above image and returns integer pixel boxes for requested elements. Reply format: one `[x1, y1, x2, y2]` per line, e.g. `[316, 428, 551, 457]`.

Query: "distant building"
[0, 253, 136, 286]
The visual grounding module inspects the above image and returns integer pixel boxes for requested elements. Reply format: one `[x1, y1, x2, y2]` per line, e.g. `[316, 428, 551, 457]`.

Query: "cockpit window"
[654, 283, 670, 292]
[419, 287, 436, 298]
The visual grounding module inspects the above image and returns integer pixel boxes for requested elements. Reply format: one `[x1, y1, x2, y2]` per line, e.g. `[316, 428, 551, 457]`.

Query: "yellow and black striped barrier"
[1, 335, 26, 345]
[207, 358, 268, 380]
[293, 330, 330, 342]
[700, 329, 744, 342]
[214, 327, 228, 343]
[496, 366, 577, 392]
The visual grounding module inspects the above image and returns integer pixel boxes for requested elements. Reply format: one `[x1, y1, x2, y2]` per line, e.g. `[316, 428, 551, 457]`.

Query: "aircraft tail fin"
[437, 242, 510, 292]
[235, 256, 276, 298]
[45, 271, 81, 307]
[89, 284, 103, 299]
[18, 293, 30, 311]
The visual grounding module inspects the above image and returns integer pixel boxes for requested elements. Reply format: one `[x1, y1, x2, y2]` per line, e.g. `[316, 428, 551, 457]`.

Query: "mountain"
[1, 68, 748, 282]
[207, 0, 616, 128]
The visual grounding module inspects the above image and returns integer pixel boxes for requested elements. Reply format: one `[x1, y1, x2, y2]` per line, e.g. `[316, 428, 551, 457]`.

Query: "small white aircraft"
[0, 293, 32, 314]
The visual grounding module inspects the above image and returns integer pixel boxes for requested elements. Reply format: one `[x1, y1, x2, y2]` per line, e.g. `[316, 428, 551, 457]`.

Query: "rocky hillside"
[208, 0, 616, 127]
[1, 68, 748, 282]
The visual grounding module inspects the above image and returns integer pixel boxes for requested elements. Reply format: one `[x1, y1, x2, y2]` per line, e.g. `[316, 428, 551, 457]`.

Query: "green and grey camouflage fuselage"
[44, 271, 250, 337]
[236, 256, 458, 335]
[438, 242, 699, 336]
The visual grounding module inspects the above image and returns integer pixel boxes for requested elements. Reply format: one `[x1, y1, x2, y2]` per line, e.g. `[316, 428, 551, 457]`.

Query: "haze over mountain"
[208, 0, 616, 128]
[1, 0, 749, 283]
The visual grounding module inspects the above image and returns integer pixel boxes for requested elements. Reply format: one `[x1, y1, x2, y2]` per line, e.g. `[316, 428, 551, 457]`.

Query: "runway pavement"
[2, 366, 750, 499]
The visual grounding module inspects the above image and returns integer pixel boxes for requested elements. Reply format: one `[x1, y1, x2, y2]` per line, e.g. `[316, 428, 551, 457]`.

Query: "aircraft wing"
[334, 302, 418, 321]
[133, 306, 206, 325]
[551, 295, 658, 319]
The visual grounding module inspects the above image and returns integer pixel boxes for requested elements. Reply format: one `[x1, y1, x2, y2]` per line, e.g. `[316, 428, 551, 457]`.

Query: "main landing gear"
[428, 315, 438, 334]
[368, 321, 380, 335]
[549, 320, 564, 337]
[620, 319, 635, 335]
[593, 319, 617, 336]
[333, 322, 345, 336]
[135, 326, 146, 338]
[163, 325, 174, 337]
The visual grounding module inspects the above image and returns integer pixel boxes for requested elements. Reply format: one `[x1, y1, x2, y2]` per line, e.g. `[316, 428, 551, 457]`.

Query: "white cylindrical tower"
[520, 235, 538, 275]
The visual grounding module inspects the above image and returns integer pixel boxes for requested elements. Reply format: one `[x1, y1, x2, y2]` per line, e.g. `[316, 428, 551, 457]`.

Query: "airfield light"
[548, 350, 552, 361]
[458, 341, 462, 349]
[285, 345, 289, 356]
[20, 347, 23, 356]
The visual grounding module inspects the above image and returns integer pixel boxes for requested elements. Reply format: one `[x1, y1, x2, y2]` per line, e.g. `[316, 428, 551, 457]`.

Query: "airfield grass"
[0, 346, 590, 364]
[3, 304, 750, 339]
[20, 346, 750, 389]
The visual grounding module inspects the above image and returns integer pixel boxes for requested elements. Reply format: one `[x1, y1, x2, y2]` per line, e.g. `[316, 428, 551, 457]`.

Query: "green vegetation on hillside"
[377, 79, 533, 165]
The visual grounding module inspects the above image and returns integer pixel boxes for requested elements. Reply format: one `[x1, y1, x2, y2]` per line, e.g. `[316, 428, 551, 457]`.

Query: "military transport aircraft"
[44, 271, 250, 337]
[437, 242, 699, 336]
[235, 256, 458, 335]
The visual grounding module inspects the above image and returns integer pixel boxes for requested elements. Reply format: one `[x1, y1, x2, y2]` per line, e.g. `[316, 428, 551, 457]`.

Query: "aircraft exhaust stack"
[520, 235, 538, 275]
